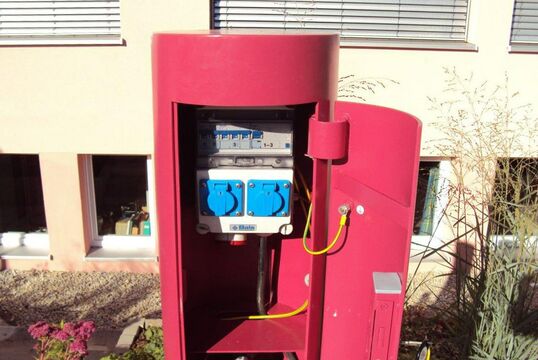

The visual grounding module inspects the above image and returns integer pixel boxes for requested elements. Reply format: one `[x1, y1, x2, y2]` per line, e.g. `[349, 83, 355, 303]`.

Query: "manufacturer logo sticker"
[230, 224, 257, 232]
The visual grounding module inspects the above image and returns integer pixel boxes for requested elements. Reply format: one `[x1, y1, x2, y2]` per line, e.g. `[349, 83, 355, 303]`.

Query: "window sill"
[0, 38, 125, 47]
[509, 43, 538, 54]
[409, 234, 443, 262]
[0, 232, 49, 249]
[492, 235, 538, 248]
[341, 38, 477, 52]
[91, 235, 156, 250]
[85, 247, 157, 262]
[0, 245, 50, 260]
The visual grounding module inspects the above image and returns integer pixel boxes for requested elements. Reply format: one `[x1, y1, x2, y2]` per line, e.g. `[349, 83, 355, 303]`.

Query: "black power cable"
[256, 236, 298, 360]
[256, 236, 268, 316]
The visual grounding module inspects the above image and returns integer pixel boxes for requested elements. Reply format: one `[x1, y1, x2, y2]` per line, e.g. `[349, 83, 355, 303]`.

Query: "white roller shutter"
[0, 0, 121, 45]
[214, 0, 469, 41]
[511, 0, 538, 43]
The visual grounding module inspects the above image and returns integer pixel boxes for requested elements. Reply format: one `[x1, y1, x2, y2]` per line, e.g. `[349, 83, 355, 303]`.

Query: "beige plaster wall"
[0, 0, 210, 154]
[338, 0, 538, 156]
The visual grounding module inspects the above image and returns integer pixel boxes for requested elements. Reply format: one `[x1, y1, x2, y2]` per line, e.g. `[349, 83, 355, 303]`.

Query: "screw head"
[235, 183, 242, 189]
[281, 211, 288, 216]
[283, 182, 290, 189]
[248, 211, 254, 216]
[356, 205, 365, 215]
[249, 182, 255, 188]
[235, 211, 241, 216]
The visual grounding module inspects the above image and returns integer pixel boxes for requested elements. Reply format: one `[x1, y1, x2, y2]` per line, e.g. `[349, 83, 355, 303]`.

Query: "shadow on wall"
[0, 270, 162, 328]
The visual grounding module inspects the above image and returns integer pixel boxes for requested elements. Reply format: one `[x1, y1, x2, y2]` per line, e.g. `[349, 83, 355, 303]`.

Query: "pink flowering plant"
[28, 320, 96, 360]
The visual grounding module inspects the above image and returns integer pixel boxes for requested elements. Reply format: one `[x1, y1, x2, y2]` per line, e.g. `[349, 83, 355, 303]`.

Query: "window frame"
[81, 155, 157, 250]
[509, 0, 538, 53]
[410, 159, 451, 258]
[211, 0, 477, 51]
[0, 0, 123, 46]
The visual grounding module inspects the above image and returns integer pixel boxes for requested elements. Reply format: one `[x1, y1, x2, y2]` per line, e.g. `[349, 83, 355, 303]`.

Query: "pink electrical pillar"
[152, 31, 421, 360]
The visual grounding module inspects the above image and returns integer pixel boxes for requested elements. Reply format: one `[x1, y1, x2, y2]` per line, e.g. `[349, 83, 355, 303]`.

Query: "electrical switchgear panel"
[195, 107, 294, 236]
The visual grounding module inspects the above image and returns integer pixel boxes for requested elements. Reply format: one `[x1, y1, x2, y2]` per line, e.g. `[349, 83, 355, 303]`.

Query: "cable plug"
[338, 204, 350, 226]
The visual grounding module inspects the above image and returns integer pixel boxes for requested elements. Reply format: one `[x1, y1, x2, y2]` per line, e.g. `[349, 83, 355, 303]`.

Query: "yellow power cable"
[302, 203, 348, 256]
[225, 170, 345, 321]
[223, 300, 309, 320]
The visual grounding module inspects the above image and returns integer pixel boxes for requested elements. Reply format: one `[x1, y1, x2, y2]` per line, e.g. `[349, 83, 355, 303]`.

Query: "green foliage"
[470, 254, 538, 360]
[406, 69, 538, 359]
[100, 326, 164, 360]
[139, 326, 164, 360]
[469, 158, 538, 359]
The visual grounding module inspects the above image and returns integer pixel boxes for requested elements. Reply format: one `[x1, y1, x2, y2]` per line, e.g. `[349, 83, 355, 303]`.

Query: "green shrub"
[101, 326, 163, 360]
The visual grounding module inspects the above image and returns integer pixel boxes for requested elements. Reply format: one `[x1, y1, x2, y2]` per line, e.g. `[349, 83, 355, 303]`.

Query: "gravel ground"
[0, 270, 161, 329]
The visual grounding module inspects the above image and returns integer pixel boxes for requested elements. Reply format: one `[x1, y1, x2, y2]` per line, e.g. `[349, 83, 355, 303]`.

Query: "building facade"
[0, 0, 537, 273]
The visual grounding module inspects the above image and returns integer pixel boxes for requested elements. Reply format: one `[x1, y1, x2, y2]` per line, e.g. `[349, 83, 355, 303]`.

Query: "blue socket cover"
[199, 179, 243, 216]
[247, 180, 291, 217]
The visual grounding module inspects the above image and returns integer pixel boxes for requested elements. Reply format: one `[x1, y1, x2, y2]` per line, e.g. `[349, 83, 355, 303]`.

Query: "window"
[83, 155, 156, 249]
[511, 0, 538, 43]
[213, 0, 470, 43]
[510, 0, 538, 51]
[411, 160, 450, 257]
[0, 0, 121, 45]
[490, 158, 538, 237]
[0, 154, 48, 250]
[414, 161, 441, 236]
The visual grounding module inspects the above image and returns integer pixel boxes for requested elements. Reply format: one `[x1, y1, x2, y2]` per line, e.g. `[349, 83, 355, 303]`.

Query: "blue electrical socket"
[246, 180, 291, 217]
[199, 179, 243, 216]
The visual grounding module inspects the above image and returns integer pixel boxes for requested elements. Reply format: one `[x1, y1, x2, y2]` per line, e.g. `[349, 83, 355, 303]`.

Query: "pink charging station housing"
[153, 31, 422, 360]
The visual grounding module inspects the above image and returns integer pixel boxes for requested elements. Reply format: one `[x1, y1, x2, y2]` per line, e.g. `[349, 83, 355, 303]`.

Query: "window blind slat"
[511, 0, 538, 43]
[215, 15, 466, 29]
[215, 1, 467, 12]
[2, 21, 120, 28]
[216, 11, 468, 21]
[0, 15, 120, 21]
[216, 11, 467, 26]
[0, 0, 121, 43]
[0, 2, 119, 9]
[0, 9, 119, 15]
[0, 28, 120, 35]
[214, 0, 469, 41]
[214, 0, 467, 5]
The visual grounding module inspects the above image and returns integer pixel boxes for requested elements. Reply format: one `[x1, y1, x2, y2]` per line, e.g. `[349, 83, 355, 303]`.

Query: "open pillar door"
[316, 101, 422, 360]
